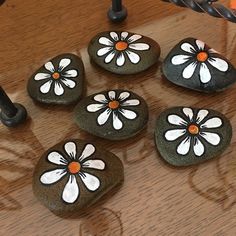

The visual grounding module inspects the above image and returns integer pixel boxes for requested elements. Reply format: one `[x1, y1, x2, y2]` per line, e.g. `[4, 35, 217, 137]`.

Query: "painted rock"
[33, 139, 124, 213]
[88, 31, 160, 75]
[74, 90, 149, 140]
[162, 38, 236, 92]
[27, 53, 84, 105]
[155, 107, 232, 166]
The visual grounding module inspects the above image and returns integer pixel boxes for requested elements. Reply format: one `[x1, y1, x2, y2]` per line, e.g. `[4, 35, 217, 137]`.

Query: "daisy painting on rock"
[96, 31, 150, 67]
[171, 39, 229, 84]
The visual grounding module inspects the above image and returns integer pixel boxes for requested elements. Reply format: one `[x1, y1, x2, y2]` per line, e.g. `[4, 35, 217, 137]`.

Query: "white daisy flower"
[40, 141, 105, 204]
[86, 90, 140, 130]
[97, 31, 150, 67]
[171, 39, 229, 83]
[164, 108, 223, 157]
[34, 58, 78, 96]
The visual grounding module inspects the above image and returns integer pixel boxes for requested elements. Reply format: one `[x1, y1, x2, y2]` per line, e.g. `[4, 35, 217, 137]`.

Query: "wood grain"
[0, 0, 236, 235]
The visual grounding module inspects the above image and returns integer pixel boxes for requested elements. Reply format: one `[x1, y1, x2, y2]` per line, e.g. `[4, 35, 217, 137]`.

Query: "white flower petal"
[99, 37, 114, 46]
[97, 47, 113, 56]
[113, 112, 123, 130]
[120, 109, 137, 120]
[87, 104, 105, 112]
[34, 73, 51, 81]
[177, 137, 191, 155]
[126, 50, 140, 64]
[208, 57, 229, 72]
[64, 141, 77, 159]
[80, 172, 100, 191]
[121, 99, 140, 106]
[44, 61, 55, 73]
[110, 32, 119, 41]
[116, 53, 125, 67]
[193, 138, 205, 157]
[127, 34, 142, 43]
[62, 175, 79, 204]
[118, 91, 130, 101]
[63, 69, 78, 78]
[79, 144, 96, 162]
[196, 109, 209, 124]
[167, 114, 187, 126]
[54, 82, 64, 96]
[94, 94, 108, 103]
[40, 80, 53, 94]
[200, 117, 222, 128]
[128, 43, 150, 51]
[121, 32, 129, 40]
[182, 62, 197, 79]
[165, 129, 186, 141]
[40, 169, 67, 185]
[108, 91, 116, 100]
[61, 79, 76, 88]
[82, 159, 105, 170]
[199, 63, 211, 83]
[171, 55, 191, 65]
[196, 39, 205, 50]
[97, 108, 112, 125]
[200, 132, 221, 146]
[58, 58, 71, 72]
[105, 51, 116, 63]
[48, 151, 68, 165]
[181, 42, 196, 53]
[183, 108, 194, 121]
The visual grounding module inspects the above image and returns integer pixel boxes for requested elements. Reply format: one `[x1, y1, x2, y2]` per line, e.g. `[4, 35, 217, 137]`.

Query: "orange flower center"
[52, 72, 60, 80]
[197, 52, 208, 62]
[108, 100, 120, 109]
[68, 161, 81, 174]
[188, 124, 199, 135]
[115, 41, 128, 51]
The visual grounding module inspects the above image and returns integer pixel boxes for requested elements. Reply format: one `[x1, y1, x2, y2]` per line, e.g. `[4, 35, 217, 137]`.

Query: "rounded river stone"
[27, 53, 84, 105]
[88, 31, 160, 75]
[155, 107, 232, 166]
[74, 89, 149, 140]
[33, 139, 124, 213]
[162, 38, 236, 92]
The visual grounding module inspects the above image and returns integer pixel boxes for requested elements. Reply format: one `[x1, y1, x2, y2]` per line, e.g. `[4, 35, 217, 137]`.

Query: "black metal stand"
[0, 87, 27, 127]
[162, 0, 236, 23]
[108, 0, 127, 22]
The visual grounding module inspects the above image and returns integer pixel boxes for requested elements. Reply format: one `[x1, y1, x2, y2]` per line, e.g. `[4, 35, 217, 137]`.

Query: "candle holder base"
[0, 103, 27, 127]
[108, 6, 127, 22]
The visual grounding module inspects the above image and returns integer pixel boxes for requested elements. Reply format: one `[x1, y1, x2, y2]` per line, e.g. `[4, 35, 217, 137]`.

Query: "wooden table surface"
[0, 0, 236, 235]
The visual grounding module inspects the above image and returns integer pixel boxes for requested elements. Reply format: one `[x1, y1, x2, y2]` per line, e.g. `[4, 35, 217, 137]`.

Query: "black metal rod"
[112, 0, 122, 12]
[162, 0, 236, 23]
[0, 86, 18, 118]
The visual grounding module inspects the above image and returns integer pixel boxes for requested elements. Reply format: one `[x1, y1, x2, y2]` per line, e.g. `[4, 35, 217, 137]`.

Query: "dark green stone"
[27, 53, 84, 105]
[33, 139, 124, 213]
[88, 31, 160, 75]
[74, 89, 149, 140]
[162, 38, 236, 92]
[155, 107, 232, 166]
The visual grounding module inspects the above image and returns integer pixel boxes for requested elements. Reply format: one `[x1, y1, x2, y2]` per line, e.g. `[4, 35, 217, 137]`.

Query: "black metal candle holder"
[108, 0, 236, 23]
[0, 86, 27, 127]
[162, 0, 236, 23]
[108, 0, 127, 22]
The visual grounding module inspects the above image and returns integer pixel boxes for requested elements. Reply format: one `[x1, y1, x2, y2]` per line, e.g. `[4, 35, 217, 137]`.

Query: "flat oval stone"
[27, 53, 84, 105]
[74, 90, 149, 140]
[155, 107, 232, 166]
[88, 31, 160, 75]
[162, 38, 236, 92]
[33, 139, 124, 213]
